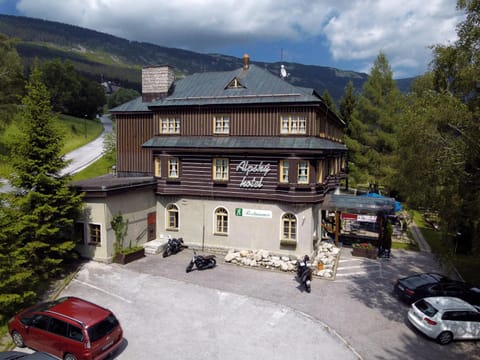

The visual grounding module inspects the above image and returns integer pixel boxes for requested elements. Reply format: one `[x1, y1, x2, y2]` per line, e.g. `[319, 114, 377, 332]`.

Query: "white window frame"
[213, 158, 229, 181]
[166, 204, 179, 230]
[279, 160, 289, 183]
[280, 115, 306, 134]
[168, 157, 179, 178]
[160, 117, 180, 134]
[281, 213, 297, 243]
[213, 115, 230, 134]
[214, 207, 229, 235]
[297, 160, 309, 184]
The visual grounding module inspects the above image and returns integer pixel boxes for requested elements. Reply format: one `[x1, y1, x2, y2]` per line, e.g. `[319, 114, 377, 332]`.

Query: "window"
[279, 160, 289, 183]
[213, 115, 230, 134]
[68, 325, 84, 342]
[168, 158, 179, 178]
[160, 117, 180, 134]
[282, 213, 297, 243]
[213, 158, 229, 181]
[88, 224, 101, 245]
[297, 160, 309, 184]
[154, 157, 161, 177]
[215, 207, 228, 234]
[280, 115, 306, 134]
[317, 160, 324, 183]
[32, 315, 50, 331]
[166, 204, 179, 230]
[49, 318, 68, 337]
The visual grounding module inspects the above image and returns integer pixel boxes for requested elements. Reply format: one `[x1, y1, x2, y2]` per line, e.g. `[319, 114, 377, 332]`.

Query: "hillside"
[0, 14, 412, 101]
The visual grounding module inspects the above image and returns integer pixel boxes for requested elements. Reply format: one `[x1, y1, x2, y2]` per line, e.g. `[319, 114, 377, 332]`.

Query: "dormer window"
[226, 77, 245, 89]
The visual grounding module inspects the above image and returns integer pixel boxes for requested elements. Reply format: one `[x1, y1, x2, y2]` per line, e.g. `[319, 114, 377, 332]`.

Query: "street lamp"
[84, 114, 87, 139]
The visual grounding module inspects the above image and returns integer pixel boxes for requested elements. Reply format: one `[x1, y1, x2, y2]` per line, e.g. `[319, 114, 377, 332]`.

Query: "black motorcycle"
[163, 237, 185, 258]
[186, 250, 216, 272]
[297, 255, 312, 293]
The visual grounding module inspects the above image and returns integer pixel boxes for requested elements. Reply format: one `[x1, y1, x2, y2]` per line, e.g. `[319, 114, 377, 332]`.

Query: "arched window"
[166, 204, 179, 230]
[215, 207, 228, 235]
[281, 213, 297, 244]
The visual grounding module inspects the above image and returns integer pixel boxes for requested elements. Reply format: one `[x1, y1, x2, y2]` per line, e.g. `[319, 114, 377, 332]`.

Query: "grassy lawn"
[71, 156, 115, 181]
[0, 114, 103, 178]
[412, 210, 480, 285]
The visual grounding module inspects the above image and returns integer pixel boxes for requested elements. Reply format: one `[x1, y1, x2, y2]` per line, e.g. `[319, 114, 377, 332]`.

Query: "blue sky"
[0, 0, 465, 79]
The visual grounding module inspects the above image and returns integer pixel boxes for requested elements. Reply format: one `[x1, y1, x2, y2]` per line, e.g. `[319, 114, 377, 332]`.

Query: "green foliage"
[0, 202, 38, 321]
[6, 63, 84, 279]
[102, 117, 116, 165]
[345, 52, 403, 189]
[111, 212, 129, 254]
[321, 89, 338, 114]
[40, 59, 106, 118]
[107, 87, 140, 109]
[71, 155, 114, 181]
[0, 33, 24, 132]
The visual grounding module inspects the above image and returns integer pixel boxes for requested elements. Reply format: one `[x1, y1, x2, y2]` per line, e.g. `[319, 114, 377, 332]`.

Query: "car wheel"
[437, 331, 453, 345]
[64, 353, 78, 360]
[11, 331, 25, 347]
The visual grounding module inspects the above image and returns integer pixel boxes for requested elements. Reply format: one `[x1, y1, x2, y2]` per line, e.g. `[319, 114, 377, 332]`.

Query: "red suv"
[8, 297, 123, 360]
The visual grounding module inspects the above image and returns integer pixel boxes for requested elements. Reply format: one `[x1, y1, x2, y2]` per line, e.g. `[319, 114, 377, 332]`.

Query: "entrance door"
[147, 212, 156, 241]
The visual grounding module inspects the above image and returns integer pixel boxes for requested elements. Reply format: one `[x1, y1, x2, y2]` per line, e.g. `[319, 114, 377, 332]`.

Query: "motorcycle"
[297, 255, 312, 293]
[162, 237, 185, 258]
[186, 250, 216, 272]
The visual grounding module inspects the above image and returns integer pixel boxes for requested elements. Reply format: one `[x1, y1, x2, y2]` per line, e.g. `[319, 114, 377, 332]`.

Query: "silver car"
[408, 296, 480, 344]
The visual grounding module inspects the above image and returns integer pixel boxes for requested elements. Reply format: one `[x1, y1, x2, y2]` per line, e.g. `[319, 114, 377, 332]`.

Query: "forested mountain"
[0, 14, 413, 101]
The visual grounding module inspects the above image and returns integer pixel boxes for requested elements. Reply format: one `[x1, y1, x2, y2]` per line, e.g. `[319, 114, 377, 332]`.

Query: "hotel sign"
[235, 160, 271, 189]
[235, 208, 272, 218]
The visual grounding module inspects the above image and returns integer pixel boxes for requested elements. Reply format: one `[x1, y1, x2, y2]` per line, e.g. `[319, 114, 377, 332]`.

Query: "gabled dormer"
[225, 77, 246, 89]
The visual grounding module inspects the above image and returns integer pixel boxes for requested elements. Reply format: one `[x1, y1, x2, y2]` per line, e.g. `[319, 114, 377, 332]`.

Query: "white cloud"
[14, 0, 463, 77]
[323, 0, 463, 75]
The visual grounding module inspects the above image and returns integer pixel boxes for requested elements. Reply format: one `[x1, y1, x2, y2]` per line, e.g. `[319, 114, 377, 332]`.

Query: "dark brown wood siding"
[152, 105, 318, 136]
[116, 113, 154, 175]
[153, 152, 346, 203]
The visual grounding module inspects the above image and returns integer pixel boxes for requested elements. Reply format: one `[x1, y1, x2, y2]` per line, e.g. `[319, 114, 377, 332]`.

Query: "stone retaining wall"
[224, 241, 341, 279]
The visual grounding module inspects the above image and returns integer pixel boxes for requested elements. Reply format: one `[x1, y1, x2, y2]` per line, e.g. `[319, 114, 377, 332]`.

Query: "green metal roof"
[143, 136, 347, 152]
[111, 64, 324, 112]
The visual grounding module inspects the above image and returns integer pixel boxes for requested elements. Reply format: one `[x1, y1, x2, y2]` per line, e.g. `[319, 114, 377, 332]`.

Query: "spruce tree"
[7, 64, 84, 278]
[345, 52, 402, 190]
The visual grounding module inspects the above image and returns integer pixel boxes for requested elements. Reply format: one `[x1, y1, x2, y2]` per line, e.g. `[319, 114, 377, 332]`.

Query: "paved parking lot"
[15, 246, 479, 359]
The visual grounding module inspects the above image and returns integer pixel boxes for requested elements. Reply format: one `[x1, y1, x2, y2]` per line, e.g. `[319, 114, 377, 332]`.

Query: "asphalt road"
[51, 247, 479, 360]
[60, 115, 113, 176]
[0, 115, 112, 193]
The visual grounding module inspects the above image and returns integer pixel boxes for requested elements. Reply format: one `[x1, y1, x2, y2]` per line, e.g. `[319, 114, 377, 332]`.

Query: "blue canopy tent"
[360, 192, 403, 213]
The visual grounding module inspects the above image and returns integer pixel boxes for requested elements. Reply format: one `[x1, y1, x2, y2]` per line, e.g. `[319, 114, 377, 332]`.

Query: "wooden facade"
[82, 59, 350, 258]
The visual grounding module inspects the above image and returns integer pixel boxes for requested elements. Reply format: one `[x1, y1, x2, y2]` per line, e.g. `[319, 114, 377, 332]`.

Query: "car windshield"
[404, 273, 445, 287]
[87, 314, 119, 343]
[415, 299, 438, 317]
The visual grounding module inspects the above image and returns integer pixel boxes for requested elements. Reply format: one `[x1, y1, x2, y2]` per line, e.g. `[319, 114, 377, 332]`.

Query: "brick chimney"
[142, 65, 175, 102]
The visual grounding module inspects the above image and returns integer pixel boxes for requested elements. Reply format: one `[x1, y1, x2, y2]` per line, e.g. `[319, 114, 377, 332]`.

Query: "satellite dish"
[280, 64, 288, 79]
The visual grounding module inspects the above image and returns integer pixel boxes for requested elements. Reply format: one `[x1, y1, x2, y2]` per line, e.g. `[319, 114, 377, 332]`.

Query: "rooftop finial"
[243, 53, 250, 70]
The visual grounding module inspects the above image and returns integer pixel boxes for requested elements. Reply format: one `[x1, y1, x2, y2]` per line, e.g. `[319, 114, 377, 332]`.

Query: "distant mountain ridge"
[0, 14, 413, 102]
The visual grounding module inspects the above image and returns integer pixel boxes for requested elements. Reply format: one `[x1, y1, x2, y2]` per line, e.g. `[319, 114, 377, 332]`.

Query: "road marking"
[335, 271, 367, 277]
[72, 279, 133, 303]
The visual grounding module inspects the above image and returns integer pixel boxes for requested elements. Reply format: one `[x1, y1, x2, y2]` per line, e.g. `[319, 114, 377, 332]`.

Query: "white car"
[408, 296, 480, 344]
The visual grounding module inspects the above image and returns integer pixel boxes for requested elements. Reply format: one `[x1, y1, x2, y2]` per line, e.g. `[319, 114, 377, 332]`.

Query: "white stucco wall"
[156, 196, 319, 256]
[76, 188, 156, 262]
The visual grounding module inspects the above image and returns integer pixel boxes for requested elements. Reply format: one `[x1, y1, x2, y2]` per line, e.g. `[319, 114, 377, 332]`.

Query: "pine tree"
[345, 52, 402, 190]
[7, 63, 84, 278]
